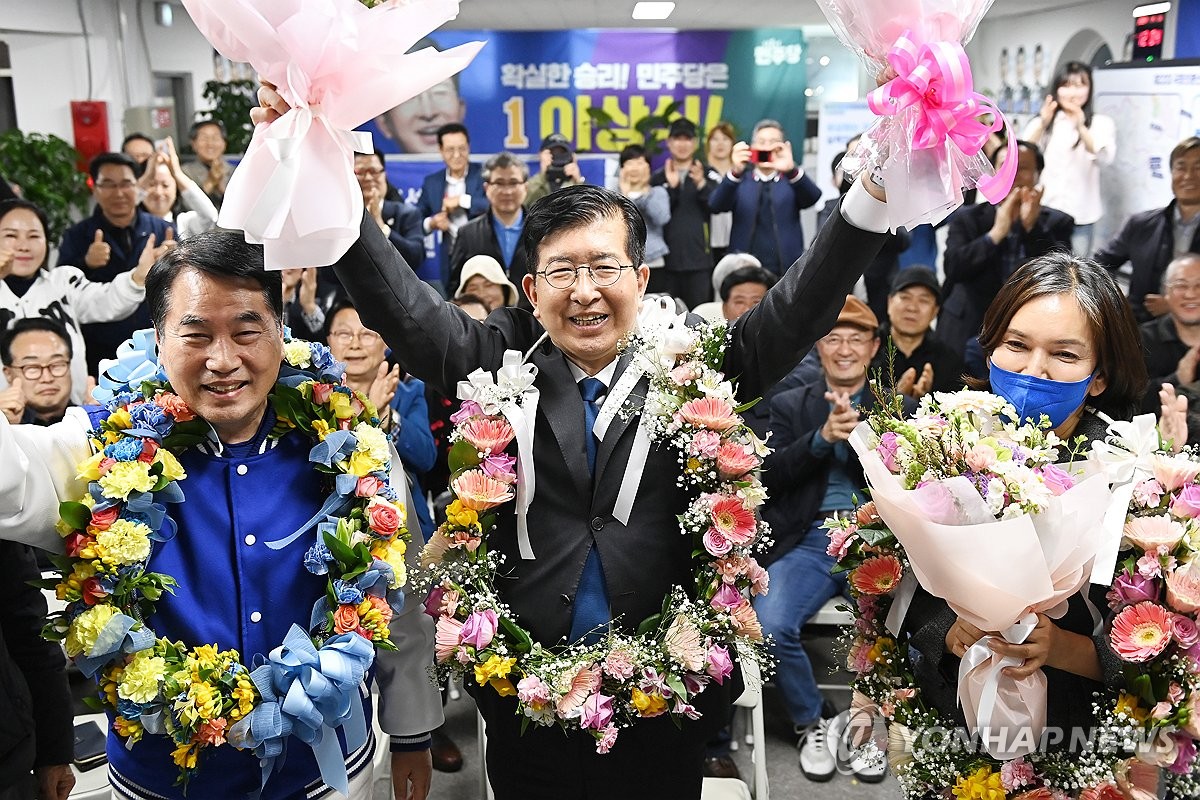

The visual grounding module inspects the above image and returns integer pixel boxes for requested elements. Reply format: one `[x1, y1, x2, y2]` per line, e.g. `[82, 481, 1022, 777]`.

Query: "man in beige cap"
[453, 254, 519, 311]
[756, 294, 902, 785]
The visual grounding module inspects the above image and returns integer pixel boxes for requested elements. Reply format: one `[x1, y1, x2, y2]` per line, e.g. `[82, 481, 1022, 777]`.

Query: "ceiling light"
[1132, 2, 1170, 15]
[632, 2, 676, 20]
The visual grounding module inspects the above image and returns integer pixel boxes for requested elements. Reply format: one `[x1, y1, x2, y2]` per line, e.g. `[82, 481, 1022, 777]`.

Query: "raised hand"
[1159, 382, 1189, 453]
[662, 158, 680, 188]
[1018, 185, 1044, 232]
[687, 159, 707, 189]
[1038, 94, 1057, 128]
[0, 377, 25, 424]
[896, 363, 935, 399]
[85, 229, 110, 269]
[368, 361, 401, 417]
[989, 191, 1020, 243]
[298, 267, 319, 315]
[820, 390, 860, 443]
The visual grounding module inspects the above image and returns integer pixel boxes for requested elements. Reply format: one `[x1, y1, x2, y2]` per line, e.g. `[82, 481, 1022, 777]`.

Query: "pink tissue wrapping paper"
[181, 0, 483, 268]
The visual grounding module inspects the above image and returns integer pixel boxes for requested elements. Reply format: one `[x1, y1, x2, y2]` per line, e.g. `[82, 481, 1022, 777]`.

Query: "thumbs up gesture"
[85, 229, 111, 268]
[0, 377, 25, 424]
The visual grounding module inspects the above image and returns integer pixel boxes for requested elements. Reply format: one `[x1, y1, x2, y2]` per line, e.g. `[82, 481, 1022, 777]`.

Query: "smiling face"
[155, 268, 283, 444]
[1172, 146, 1200, 207]
[142, 163, 178, 218]
[817, 324, 879, 392]
[707, 129, 733, 161]
[191, 123, 226, 164]
[484, 164, 527, 219]
[94, 163, 139, 227]
[1055, 72, 1091, 109]
[463, 275, 507, 311]
[887, 285, 940, 338]
[376, 79, 465, 154]
[988, 291, 1106, 400]
[326, 307, 386, 384]
[522, 214, 649, 376]
[3, 329, 72, 419]
[1165, 255, 1200, 327]
[0, 207, 48, 277]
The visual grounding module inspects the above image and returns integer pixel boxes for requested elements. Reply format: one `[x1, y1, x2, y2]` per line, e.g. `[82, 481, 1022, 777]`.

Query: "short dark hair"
[0, 199, 50, 270]
[88, 152, 138, 182]
[145, 229, 282, 332]
[969, 251, 1145, 420]
[452, 293, 489, 312]
[522, 184, 646, 271]
[483, 152, 529, 182]
[436, 123, 469, 147]
[189, 119, 226, 140]
[0, 317, 73, 365]
[993, 139, 1044, 173]
[720, 266, 778, 302]
[618, 144, 648, 166]
[121, 132, 155, 151]
[1171, 136, 1200, 168]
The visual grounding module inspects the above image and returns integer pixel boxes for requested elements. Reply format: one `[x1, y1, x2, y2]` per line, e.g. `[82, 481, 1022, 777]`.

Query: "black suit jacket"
[1092, 200, 1200, 322]
[380, 200, 425, 268]
[448, 211, 532, 290]
[937, 202, 1074, 357]
[333, 198, 887, 647]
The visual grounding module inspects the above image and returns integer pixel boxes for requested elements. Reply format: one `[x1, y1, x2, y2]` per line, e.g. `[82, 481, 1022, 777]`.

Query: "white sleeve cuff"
[839, 181, 890, 234]
[458, 194, 472, 210]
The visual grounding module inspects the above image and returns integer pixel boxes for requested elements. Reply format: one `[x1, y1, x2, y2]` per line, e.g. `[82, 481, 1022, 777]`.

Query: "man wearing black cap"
[649, 118, 713, 309]
[870, 267, 966, 399]
[525, 133, 585, 206]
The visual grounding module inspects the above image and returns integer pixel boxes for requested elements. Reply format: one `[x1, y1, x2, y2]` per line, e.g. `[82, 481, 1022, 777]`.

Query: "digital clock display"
[1133, 13, 1166, 60]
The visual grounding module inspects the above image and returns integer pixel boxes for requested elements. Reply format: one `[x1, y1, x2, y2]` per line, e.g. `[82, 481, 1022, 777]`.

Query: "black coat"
[448, 212, 532, 292]
[650, 169, 712, 272]
[0, 542, 73, 785]
[937, 202, 1075, 357]
[1093, 200, 1200, 322]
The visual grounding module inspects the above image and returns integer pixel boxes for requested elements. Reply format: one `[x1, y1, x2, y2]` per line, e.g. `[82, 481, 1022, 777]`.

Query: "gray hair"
[1163, 252, 1200, 291]
[752, 119, 785, 140]
[483, 152, 529, 183]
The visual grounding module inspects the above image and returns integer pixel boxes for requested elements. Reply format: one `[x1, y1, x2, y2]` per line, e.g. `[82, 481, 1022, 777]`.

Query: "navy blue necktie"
[569, 377, 610, 643]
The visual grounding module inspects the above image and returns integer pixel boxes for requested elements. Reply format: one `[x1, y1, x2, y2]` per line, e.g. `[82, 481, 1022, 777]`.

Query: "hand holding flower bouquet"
[814, 0, 1014, 230]
[844, 389, 1113, 760]
[179, 0, 482, 268]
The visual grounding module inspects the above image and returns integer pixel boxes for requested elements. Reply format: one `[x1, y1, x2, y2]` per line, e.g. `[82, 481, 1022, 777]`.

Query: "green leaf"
[448, 439, 482, 474]
[636, 613, 663, 636]
[59, 501, 92, 531]
[82, 696, 105, 712]
[323, 530, 357, 565]
[498, 616, 533, 653]
[856, 527, 894, 546]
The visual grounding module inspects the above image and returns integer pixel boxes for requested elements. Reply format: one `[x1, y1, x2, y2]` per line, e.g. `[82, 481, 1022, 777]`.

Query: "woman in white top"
[705, 122, 736, 266]
[0, 200, 161, 404]
[1020, 61, 1116, 256]
[138, 136, 219, 241]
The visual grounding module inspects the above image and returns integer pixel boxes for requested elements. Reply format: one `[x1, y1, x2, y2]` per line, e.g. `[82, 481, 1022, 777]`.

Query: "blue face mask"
[988, 361, 1094, 429]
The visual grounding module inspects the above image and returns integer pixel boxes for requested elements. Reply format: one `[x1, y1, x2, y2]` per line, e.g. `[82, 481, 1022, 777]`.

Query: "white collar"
[567, 358, 619, 390]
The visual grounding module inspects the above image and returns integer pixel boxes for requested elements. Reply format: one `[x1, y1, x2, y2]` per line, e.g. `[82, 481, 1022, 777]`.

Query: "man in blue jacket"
[416, 123, 489, 293]
[708, 119, 823, 274]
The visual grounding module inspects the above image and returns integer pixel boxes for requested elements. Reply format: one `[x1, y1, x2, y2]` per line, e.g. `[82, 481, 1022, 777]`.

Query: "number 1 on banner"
[503, 97, 530, 150]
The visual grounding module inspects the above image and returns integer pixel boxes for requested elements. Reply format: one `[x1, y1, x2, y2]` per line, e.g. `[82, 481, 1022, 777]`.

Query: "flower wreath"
[417, 317, 773, 752]
[41, 331, 412, 791]
[830, 403, 1200, 799]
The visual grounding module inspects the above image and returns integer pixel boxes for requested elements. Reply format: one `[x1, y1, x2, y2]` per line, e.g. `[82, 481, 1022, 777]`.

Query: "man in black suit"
[354, 150, 425, 267]
[1093, 135, 1200, 322]
[937, 140, 1074, 357]
[449, 152, 531, 290]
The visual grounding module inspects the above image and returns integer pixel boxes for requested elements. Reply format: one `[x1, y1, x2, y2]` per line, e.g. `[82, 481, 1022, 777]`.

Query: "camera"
[541, 133, 574, 190]
[751, 148, 774, 165]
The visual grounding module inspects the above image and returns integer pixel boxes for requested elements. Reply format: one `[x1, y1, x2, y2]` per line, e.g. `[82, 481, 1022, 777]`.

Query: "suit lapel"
[531, 345, 592, 501]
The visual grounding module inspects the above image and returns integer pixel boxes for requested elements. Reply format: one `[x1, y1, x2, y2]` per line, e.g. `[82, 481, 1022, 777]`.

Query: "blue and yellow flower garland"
[41, 332, 411, 792]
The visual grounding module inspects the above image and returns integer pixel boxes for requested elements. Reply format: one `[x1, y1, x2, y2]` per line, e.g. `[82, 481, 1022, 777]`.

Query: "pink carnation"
[1167, 564, 1200, 614]
[602, 649, 636, 680]
[1133, 478, 1165, 509]
[826, 526, 857, 559]
[1111, 601, 1174, 662]
[670, 363, 698, 385]
[714, 555, 749, 583]
[965, 444, 998, 472]
[678, 397, 738, 432]
[687, 430, 722, 458]
[1001, 757, 1036, 791]
[517, 675, 550, 706]
[745, 558, 769, 596]
[1137, 553, 1164, 579]
[715, 441, 759, 479]
[595, 724, 619, 754]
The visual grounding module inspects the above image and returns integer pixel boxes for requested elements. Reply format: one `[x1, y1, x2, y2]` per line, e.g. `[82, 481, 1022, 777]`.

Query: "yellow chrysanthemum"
[65, 604, 119, 658]
[118, 651, 166, 704]
[98, 460, 156, 500]
[347, 423, 389, 476]
[95, 519, 153, 567]
[154, 448, 186, 482]
[631, 688, 667, 717]
[951, 767, 1005, 800]
[283, 340, 313, 368]
[445, 500, 479, 529]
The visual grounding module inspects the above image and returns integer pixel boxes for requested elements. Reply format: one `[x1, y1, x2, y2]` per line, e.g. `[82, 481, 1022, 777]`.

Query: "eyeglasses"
[820, 334, 873, 349]
[95, 180, 137, 192]
[11, 360, 70, 380]
[487, 179, 526, 189]
[1166, 281, 1200, 294]
[354, 168, 385, 178]
[537, 259, 636, 289]
[328, 330, 382, 346]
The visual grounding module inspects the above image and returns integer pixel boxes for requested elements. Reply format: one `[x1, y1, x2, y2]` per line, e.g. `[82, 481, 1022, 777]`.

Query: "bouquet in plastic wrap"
[179, 0, 482, 268]
[844, 390, 1112, 760]
[815, 0, 1015, 230]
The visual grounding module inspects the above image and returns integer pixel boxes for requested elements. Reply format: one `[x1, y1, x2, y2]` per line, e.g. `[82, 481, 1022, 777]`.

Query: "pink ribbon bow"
[867, 30, 1016, 204]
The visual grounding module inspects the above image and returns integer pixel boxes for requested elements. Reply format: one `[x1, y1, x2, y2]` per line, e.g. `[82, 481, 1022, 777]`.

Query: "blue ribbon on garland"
[265, 435, 364, 551]
[76, 613, 155, 678]
[93, 330, 166, 405]
[227, 625, 374, 798]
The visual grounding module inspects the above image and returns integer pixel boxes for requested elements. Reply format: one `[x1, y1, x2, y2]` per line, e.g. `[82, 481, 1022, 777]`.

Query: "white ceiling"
[444, 0, 1096, 32]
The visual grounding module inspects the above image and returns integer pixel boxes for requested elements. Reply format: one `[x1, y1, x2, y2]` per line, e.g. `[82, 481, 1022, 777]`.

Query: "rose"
[480, 453, 518, 484]
[580, 693, 614, 730]
[423, 586, 446, 619]
[449, 399, 483, 425]
[90, 506, 120, 531]
[355, 475, 384, 497]
[877, 432, 901, 473]
[670, 363, 698, 385]
[460, 609, 499, 650]
[1171, 613, 1200, 648]
[1040, 463, 1075, 496]
[333, 604, 361, 633]
[1109, 570, 1159, 606]
[702, 528, 733, 557]
[1172, 484, 1200, 519]
[312, 382, 335, 405]
[706, 644, 733, 684]
[366, 497, 401, 536]
[709, 583, 742, 611]
[81, 576, 108, 605]
[64, 532, 91, 558]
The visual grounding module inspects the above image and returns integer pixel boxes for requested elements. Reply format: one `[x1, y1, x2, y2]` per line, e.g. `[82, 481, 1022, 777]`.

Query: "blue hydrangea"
[333, 579, 365, 605]
[104, 438, 145, 462]
[303, 542, 334, 575]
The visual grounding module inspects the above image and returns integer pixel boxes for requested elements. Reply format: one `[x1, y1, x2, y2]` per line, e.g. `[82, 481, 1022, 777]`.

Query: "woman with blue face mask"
[904, 251, 1148, 767]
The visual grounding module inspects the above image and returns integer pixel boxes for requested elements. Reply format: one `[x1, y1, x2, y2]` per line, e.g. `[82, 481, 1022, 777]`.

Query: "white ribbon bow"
[958, 612, 1042, 760]
[457, 351, 540, 560]
[1087, 413, 1160, 583]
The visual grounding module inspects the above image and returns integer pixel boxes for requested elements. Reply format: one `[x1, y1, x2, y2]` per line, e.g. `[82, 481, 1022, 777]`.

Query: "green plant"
[585, 100, 683, 157]
[0, 129, 90, 241]
[197, 79, 256, 154]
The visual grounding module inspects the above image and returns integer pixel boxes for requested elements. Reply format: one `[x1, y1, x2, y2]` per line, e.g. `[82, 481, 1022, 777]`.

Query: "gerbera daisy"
[678, 397, 738, 431]
[1110, 601, 1174, 662]
[709, 496, 756, 545]
[452, 469, 515, 511]
[850, 555, 904, 596]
